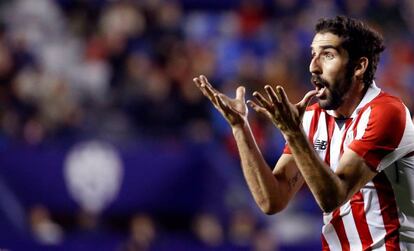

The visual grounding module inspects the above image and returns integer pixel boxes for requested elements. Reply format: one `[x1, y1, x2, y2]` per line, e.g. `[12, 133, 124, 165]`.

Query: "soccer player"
[193, 16, 414, 250]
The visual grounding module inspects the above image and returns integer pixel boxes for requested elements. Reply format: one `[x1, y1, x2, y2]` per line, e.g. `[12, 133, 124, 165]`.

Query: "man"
[193, 16, 414, 250]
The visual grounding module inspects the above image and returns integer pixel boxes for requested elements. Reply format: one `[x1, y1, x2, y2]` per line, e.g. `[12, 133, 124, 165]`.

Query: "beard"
[311, 75, 344, 110]
[311, 67, 353, 110]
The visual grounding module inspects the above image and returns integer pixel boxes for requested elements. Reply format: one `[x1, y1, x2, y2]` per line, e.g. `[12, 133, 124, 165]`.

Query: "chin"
[318, 99, 340, 110]
[318, 101, 330, 110]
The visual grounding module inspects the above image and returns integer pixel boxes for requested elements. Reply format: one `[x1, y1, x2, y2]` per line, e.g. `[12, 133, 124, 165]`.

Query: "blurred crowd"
[0, 0, 413, 149]
[0, 0, 414, 250]
[27, 205, 279, 251]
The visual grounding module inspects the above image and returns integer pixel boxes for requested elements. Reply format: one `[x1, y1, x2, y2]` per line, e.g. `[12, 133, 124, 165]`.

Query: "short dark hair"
[315, 16, 385, 88]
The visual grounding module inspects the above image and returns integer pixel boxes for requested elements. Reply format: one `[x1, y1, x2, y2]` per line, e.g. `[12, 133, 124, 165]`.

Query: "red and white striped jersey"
[284, 83, 414, 250]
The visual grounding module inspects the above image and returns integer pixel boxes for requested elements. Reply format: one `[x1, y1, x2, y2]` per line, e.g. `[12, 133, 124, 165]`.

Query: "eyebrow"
[311, 45, 341, 52]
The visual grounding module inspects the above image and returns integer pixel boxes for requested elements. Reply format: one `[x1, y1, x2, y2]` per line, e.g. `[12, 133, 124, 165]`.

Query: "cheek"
[323, 62, 346, 82]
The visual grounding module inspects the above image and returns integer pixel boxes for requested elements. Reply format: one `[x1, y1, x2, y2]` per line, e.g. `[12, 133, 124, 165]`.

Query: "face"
[309, 32, 353, 110]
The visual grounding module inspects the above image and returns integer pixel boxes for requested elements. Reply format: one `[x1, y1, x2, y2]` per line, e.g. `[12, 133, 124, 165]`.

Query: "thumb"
[297, 90, 317, 110]
[236, 86, 246, 103]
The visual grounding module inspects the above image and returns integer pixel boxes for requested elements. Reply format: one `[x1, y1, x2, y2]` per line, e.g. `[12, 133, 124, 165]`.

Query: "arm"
[193, 75, 304, 214]
[249, 85, 376, 213]
[285, 128, 376, 212]
[232, 123, 304, 214]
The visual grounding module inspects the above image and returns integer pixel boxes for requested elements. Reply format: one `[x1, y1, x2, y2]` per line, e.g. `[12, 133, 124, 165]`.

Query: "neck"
[333, 81, 367, 118]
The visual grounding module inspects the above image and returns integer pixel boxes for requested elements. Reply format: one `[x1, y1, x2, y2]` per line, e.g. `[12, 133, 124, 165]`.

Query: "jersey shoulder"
[362, 91, 406, 116]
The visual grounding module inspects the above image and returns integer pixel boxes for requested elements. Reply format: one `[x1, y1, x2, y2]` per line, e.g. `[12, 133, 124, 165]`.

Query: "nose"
[309, 56, 322, 75]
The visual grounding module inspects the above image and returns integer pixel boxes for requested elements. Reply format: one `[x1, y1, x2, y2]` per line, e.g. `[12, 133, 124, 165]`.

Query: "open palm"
[193, 75, 247, 127]
[248, 85, 317, 134]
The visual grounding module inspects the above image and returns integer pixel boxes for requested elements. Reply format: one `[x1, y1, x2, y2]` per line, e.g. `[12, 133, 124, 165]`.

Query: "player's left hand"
[247, 85, 317, 136]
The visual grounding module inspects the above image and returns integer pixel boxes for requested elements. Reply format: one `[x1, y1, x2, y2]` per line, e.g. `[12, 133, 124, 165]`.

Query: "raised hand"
[247, 85, 317, 134]
[193, 75, 247, 127]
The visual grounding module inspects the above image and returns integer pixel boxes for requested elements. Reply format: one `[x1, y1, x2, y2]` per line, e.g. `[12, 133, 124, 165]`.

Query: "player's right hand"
[193, 75, 247, 127]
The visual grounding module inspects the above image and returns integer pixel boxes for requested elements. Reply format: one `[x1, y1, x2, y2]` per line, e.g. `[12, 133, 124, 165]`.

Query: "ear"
[354, 57, 368, 80]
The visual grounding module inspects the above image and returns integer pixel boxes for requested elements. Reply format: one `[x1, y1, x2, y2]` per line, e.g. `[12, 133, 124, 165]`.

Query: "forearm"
[285, 129, 347, 212]
[232, 123, 287, 214]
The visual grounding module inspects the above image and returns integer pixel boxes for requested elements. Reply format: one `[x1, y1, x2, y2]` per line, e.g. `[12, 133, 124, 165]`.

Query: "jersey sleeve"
[347, 100, 406, 172]
[283, 143, 291, 154]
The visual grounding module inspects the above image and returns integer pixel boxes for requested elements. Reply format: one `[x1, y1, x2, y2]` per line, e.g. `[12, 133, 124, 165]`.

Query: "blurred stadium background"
[0, 0, 413, 250]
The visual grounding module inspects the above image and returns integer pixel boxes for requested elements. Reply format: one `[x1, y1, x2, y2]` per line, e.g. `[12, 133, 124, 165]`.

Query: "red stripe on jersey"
[373, 173, 400, 251]
[331, 209, 350, 251]
[322, 234, 330, 250]
[348, 93, 406, 170]
[350, 192, 374, 250]
[324, 114, 336, 165]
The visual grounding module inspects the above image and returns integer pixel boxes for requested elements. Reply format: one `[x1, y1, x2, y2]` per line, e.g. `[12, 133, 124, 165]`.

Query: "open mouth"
[312, 78, 327, 98]
[315, 84, 326, 98]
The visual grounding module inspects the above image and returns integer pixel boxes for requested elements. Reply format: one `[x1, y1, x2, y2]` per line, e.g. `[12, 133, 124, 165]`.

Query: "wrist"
[231, 121, 250, 134]
[283, 126, 305, 141]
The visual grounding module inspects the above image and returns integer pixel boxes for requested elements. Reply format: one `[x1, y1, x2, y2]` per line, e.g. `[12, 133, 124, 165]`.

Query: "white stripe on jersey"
[314, 112, 328, 161]
[322, 221, 342, 250]
[302, 109, 314, 137]
[362, 182, 387, 250]
[355, 106, 371, 140]
[340, 202, 363, 251]
[330, 122, 345, 171]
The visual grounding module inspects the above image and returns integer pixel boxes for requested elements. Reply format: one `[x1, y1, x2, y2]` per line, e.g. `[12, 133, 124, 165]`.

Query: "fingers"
[236, 86, 245, 103]
[261, 85, 289, 107]
[200, 75, 220, 97]
[247, 100, 270, 116]
[193, 75, 218, 105]
[193, 77, 208, 96]
[264, 85, 280, 104]
[199, 75, 217, 98]
[215, 93, 228, 111]
[204, 83, 218, 102]
[275, 86, 289, 104]
[252, 85, 295, 119]
[200, 75, 213, 89]
[298, 90, 317, 108]
[216, 93, 238, 116]
[253, 85, 289, 112]
[252, 91, 272, 110]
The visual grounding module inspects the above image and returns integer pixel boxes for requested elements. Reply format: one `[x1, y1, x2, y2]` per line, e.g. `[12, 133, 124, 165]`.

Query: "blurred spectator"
[29, 204, 64, 245]
[76, 209, 102, 233]
[343, 0, 370, 18]
[0, 0, 412, 143]
[368, 0, 408, 34]
[192, 212, 224, 247]
[252, 228, 278, 251]
[118, 213, 156, 251]
[228, 208, 257, 248]
[0, 175, 26, 235]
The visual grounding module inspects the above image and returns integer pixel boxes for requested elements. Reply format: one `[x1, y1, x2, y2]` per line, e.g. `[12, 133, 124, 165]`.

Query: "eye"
[323, 52, 334, 60]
